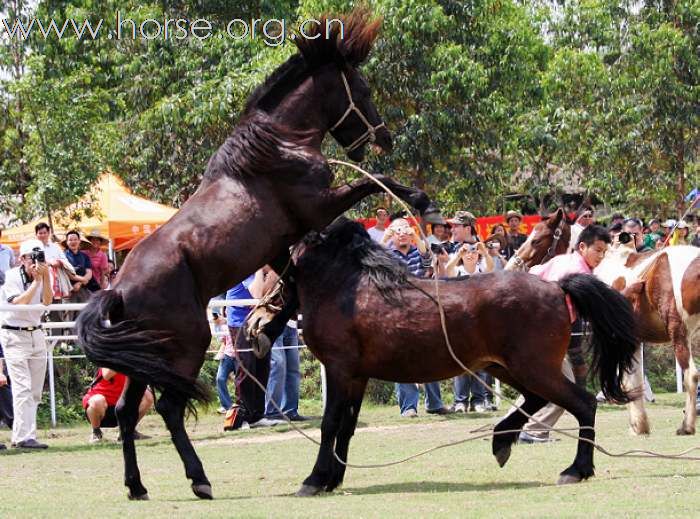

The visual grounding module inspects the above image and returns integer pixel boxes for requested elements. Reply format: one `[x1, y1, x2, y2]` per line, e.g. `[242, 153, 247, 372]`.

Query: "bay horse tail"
[76, 290, 210, 407]
[558, 273, 638, 403]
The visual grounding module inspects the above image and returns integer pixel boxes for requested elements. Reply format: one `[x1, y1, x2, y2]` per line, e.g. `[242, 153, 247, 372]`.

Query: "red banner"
[358, 214, 544, 241]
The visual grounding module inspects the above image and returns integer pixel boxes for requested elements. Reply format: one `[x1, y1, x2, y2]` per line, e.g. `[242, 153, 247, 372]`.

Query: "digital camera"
[617, 231, 634, 245]
[30, 247, 45, 264]
[430, 243, 448, 254]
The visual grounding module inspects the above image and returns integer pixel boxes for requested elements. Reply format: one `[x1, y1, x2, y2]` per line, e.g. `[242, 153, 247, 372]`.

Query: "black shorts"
[85, 405, 118, 428]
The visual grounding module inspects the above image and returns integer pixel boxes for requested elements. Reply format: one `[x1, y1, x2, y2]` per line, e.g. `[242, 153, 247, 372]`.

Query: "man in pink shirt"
[515, 225, 610, 443]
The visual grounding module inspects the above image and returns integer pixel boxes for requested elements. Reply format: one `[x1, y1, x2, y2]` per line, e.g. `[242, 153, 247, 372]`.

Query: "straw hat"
[60, 231, 92, 251]
[85, 228, 109, 245]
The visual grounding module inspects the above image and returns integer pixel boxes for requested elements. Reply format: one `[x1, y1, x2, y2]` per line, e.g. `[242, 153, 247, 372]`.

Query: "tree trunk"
[675, 131, 685, 217]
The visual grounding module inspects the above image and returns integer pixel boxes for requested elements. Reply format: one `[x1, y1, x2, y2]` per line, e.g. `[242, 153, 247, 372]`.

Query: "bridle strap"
[510, 218, 567, 272]
[329, 71, 386, 153]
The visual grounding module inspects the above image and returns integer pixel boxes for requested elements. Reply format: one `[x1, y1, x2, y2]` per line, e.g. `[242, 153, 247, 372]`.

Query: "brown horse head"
[244, 8, 391, 162]
[505, 208, 572, 271]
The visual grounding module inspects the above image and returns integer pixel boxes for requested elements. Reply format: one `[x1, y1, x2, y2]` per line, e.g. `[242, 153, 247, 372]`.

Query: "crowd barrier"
[0, 301, 674, 428]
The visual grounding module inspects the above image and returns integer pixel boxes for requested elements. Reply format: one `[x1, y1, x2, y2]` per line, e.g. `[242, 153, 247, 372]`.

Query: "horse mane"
[203, 112, 315, 180]
[300, 218, 409, 304]
[244, 7, 381, 114]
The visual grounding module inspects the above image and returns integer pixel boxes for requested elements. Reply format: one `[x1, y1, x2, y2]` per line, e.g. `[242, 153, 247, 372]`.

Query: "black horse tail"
[76, 290, 210, 408]
[558, 274, 638, 403]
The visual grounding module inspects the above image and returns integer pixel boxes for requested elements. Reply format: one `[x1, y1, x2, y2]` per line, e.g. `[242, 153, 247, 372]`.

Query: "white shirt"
[367, 226, 386, 243]
[0, 267, 46, 326]
[0, 244, 13, 284]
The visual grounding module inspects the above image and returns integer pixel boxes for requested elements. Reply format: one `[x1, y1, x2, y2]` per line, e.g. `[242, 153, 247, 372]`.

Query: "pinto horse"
[288, 219, 637, 496]
[595, 243, 700, 435]
[504, 213, 700, 435]
[76, 10, 437, 501]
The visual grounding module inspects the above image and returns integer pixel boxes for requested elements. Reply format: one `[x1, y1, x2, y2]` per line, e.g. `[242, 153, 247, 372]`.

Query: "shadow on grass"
[160, 479, 547, 503]
[344, 479, 546, 494]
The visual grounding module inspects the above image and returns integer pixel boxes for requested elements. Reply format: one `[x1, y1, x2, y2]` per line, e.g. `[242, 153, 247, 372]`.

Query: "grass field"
[2, 394, 700, 518]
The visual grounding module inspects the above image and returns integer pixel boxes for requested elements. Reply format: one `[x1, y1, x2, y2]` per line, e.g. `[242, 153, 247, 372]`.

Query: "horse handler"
[510, 225, 610, 443]
[0, 239, 52, 449]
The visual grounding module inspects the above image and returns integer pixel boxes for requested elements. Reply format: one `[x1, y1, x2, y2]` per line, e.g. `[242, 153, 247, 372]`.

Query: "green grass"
[2, 394, 700, 518]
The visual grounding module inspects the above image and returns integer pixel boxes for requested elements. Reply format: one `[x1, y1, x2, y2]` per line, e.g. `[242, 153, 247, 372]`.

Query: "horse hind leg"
[115, 380, 149, 500]
[625, 344, 651, 435]
[156, 390, 213, 499]
[492, 389, 547, 468]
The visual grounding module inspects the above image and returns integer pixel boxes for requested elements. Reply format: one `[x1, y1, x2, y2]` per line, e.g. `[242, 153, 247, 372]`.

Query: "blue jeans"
[454, 371, 492, 406]
[216, 354, 238, 410]
[265, 326, 301, 417]
[396, 382, 444, 414]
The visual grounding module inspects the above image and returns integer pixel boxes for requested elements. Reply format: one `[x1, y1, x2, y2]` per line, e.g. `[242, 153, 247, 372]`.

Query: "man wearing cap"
[504, 210, 527, 259]
[0, 239, 52, 449]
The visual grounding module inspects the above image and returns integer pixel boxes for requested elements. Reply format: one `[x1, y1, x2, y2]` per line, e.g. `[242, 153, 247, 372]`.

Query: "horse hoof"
[556, 474, 582, 485]
[192, 483, 213, 500]
[252, 333, 272, 359]
[296, 484, 322, 497]
[128, 492, 150, 501]
[494, 445, 512, 468]
[676, 427, 695, 436]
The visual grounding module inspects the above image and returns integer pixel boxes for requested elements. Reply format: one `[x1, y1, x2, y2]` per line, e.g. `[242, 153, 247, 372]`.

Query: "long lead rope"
[234, 159, 700, 469]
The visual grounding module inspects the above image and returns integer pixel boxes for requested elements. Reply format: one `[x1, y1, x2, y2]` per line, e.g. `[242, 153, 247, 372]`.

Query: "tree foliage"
[0, 0, 697, 224]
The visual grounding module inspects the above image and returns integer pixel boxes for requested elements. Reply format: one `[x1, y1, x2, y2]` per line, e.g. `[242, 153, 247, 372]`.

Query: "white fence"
[0, 299, 316, 427]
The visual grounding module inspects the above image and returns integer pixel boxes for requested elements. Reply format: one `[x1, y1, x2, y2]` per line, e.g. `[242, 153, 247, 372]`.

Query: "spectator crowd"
[0, 203, 698, 448]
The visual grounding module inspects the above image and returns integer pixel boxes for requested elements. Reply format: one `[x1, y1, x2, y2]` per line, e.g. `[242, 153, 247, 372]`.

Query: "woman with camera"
[0, 239, 52, 449]
[445, 241, 494, 277]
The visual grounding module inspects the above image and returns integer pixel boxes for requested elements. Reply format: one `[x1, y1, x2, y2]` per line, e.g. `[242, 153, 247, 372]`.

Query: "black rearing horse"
[77, 9, 436, 501]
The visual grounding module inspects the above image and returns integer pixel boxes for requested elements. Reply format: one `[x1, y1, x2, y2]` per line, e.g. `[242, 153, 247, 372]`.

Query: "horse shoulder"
[680, 255, 700, 322]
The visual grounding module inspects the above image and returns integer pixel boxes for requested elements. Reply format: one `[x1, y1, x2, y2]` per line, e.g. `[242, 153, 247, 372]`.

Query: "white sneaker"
[401, 408, 418, 418]
[89, 429, 103, 444]
[473, 403, 488, 413]
[452, 402, 467, 413]
[250, 417, 285, 428]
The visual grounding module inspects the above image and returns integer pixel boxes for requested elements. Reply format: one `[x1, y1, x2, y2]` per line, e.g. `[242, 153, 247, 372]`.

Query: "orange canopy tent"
[0, 173, 177, 252]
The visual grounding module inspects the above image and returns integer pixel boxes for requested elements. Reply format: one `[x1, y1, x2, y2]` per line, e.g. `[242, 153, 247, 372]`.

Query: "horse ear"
[551, 208, 564, 226]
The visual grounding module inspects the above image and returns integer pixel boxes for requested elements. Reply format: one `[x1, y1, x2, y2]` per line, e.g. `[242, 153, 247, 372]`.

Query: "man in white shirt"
[0, 226, 14, 287]
[367, 207, 389, 243]
[0, 239, 52, 449]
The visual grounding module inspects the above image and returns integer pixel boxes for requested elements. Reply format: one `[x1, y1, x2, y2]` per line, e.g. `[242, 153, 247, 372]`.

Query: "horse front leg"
[624, 344, 650, 435]
[314, 175, 435, 229]
[326, 378, 368, 492]
[673, 330, 697, 435]
[247, 251, 300, 354]
[297, 371, 345, 497]
[115, 379, 149, 500]
[156, 390, 213, 499]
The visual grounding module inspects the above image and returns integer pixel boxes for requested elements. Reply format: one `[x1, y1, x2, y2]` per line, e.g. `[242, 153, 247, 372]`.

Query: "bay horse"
[288, 218, 637, 496]
[76, 10, 437, 501]
[504, 213, 700, 436]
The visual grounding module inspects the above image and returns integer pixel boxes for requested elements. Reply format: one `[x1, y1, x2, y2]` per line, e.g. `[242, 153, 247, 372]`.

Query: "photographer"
[0, 239, 52, 449]
[445, 241, 494, 277]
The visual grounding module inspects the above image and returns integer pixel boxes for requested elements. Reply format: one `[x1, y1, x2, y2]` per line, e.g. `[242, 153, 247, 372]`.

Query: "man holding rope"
[0, 239, 52, 449]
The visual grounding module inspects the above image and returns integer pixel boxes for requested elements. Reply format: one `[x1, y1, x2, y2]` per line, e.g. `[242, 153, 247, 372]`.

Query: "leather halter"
[510, 218, 567, 272]
[329, 71, 386, 153]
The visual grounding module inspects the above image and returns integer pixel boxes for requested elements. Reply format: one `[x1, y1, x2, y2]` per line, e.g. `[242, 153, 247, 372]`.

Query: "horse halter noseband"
[511, 218, 567, 271]
[329, 71, 386, 153]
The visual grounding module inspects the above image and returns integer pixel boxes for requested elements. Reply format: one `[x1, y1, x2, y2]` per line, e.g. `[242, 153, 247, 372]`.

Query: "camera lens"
[618, 232, 632, 244]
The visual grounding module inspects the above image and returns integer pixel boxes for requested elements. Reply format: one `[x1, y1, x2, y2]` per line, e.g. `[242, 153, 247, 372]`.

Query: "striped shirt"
[391, 246, 425, 277]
